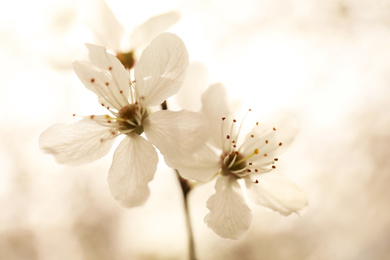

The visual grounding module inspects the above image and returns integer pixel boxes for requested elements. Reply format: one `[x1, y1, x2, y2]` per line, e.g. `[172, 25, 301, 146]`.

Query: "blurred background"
[1, 0, 390, 259]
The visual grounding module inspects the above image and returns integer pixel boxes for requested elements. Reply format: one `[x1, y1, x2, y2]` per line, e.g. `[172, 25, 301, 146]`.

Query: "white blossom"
[169, 83, 308, 239]
[40, 33, 206, 208]
[82, 0, 180, 68]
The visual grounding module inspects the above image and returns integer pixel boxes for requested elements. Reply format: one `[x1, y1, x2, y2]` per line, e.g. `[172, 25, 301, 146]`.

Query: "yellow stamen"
[234, 149, 259, 165]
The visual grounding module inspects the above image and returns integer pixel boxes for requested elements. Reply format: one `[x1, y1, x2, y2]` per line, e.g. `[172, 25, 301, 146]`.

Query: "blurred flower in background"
[1, 0, 390, 259]
[81, 0, 180, 69]
[43, 0, 180, 70]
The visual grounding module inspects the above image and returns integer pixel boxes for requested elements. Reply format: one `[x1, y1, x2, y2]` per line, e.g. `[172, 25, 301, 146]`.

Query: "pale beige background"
[1, 0, 390, 259]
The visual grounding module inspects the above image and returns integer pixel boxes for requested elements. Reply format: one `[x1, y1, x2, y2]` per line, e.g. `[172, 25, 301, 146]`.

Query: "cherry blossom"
[40, 33, 206, 208]
[168, 83, 308, 239]
[83, 0, 180, 68]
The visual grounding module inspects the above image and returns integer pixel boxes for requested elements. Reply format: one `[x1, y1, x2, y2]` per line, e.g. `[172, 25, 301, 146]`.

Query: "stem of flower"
[160, 100, 197, 260]
[175, 170, 197, 260]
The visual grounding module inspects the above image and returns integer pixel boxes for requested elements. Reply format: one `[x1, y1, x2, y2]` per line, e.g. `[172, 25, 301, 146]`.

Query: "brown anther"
[251, 135, 254, 138]
[263, 153, 267, 157]
[247, 169, 251, 172]
[255, 169, 259, 173]
[90, 78, 95, 83]
[107, 106, 110, 109]
[233, 145, 237, 148]
[234, 151, 239, 155]
[107, 120, 111, 123]
[232, 140, 236, 143]
[108, 66, 112, 70]
[100, 138, 104, 142]
[265, 140, 269, 144]
[279, 142, 283, 146]
[274, 158, 279, 161]
[233, 119, 237, 123]
[72, 114, 76, 116]
[272, 165, 276, 169]
[141, 96, 145, 100]
[273, 127, 276, 131]
[249, 109, 252, 111]
[222, 117, 226, 121]
[226, 135, 230, 139]
[90, 115, 94, 120]
[255, 179, 259, 183]
[101, 103, 105, 106]
[105, 82, 109, 86]
[111, 131, 115, 135]
[248, 162, 253, 165]
[120, 90, 123, 94]
[256, 122, 259, 126]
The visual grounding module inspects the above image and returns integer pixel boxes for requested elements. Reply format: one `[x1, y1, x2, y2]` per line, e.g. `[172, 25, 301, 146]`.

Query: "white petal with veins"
[73, 44, 130, 110]
[135, 33, 189, 106]
[246, 174, 308, 216]
[83, 43, 130, 88]
[171, 145, 220, 182]
[39, 119, 115, 165]
[108, 134, 158, 208]
[201, 83, 231, 148]
[144, 110, 208, 161]
[205, 176, 252, 239]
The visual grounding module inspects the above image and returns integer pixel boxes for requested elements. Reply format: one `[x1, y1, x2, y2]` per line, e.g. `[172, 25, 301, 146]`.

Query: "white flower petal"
[135, 33, 189, 106]
[108, 134, 158, 208]
[178, 161, 220, 182]
[176, 62, 209, 111]
[81, 43, 128, 80]
[81, 0, 125, 51]
[201, 83, 231, 148]
[246, 174, 308, 216]
[73, 44, 130, 110]
[241, 116, 298, 163]
[172, 145, 220, 182]
[39, 119, 116, 165]
[125, 11, 181, 51]
[144, 110, 208, 162]
[205, 176, 252, 239]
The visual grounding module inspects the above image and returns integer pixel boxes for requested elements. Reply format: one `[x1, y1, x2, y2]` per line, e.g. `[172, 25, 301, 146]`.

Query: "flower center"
[220, 149, 259, 177]
[216, 111, 286, 181]
[221, 152, 245, 176]
[117, 103, 148, 135]
[116, 51, 135, 69]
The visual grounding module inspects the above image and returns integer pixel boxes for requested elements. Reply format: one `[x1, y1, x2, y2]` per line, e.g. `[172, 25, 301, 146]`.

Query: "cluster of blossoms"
[40, 30, 308, 239]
